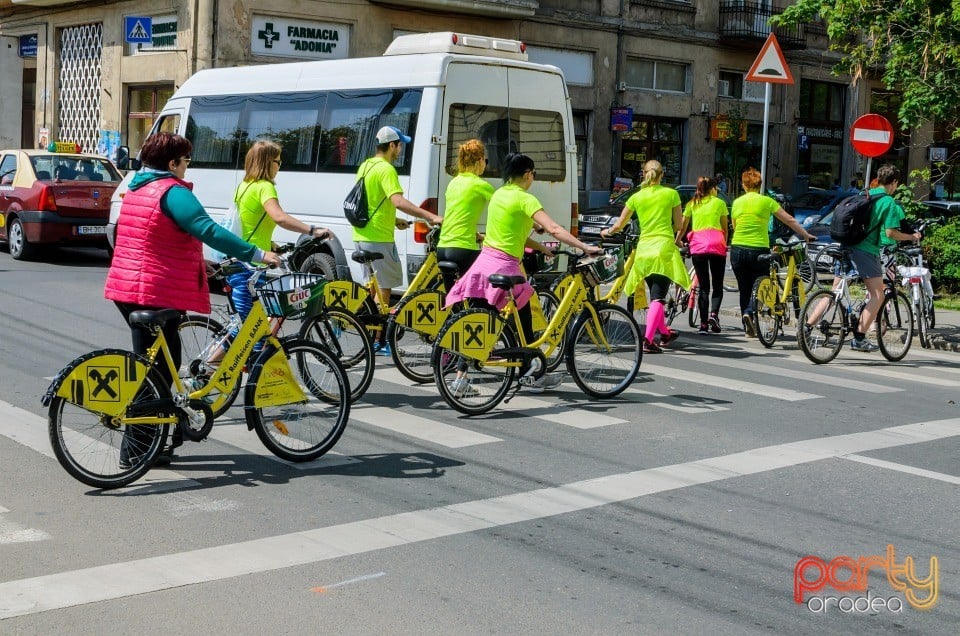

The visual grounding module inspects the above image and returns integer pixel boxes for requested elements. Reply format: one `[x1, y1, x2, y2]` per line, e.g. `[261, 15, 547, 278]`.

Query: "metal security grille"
[58, 23, 102, 152]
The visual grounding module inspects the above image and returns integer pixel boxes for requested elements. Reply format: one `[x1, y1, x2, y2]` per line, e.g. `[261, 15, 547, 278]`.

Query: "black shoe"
[660, 329, 680, 346]
[708, 314, 721, 333]
[152, 447, 177, 466]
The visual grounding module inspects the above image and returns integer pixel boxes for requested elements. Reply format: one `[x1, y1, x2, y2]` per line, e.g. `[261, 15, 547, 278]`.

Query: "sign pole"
[863, 157, 873, 192]
[760, 82, 771, 193]
[849, 113, 895, 191]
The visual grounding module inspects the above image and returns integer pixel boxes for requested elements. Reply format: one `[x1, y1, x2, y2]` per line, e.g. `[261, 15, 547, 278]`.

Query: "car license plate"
[78, 226, 106, 235]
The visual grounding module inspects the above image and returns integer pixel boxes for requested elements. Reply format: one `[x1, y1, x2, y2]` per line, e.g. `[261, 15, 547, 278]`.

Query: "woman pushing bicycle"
[444, 152, 602, 392]
[676, 175, 729, 335]
[601, 160, 688, 354]
[104, 132, 280, 466]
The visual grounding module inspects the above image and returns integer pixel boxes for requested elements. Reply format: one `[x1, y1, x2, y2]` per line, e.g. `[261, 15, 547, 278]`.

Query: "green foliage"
[773, 2, 960, 132]
[924, 218, 960, 293]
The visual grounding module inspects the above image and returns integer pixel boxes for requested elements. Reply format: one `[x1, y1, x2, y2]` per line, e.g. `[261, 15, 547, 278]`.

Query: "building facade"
[0, 0, 934, 203]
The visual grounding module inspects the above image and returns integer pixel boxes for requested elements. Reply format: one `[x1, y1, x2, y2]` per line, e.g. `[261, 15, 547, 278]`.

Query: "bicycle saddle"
[351, 250, 385, 264]
[488, 274, 526, 289]
[128, 308, 182, 328]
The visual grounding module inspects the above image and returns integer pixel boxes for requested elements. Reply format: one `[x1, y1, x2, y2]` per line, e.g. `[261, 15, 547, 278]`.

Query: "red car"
[0, 148, 122, 260]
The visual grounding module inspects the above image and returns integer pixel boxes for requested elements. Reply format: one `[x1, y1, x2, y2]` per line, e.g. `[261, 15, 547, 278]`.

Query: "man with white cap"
[354, 125, 442, 355]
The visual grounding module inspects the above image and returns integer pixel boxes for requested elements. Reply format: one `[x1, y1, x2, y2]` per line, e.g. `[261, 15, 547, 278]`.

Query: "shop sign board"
[251, 15, 349, 60]
[610, 107, 632, 132]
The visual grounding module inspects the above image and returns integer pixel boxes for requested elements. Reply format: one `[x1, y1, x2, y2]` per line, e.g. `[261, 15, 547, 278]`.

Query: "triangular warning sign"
[745, 33, 795, 85]
[128, 21, 149, 41]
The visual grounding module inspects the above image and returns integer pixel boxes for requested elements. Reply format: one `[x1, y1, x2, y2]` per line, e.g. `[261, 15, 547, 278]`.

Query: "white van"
[109, 32, 580, 285]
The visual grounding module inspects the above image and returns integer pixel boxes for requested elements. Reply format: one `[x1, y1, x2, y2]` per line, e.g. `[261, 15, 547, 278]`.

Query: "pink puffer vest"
[104, 177, 211, 313]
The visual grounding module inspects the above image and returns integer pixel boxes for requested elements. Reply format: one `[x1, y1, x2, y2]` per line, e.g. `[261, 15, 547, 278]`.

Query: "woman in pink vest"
[104, 132, 279, 465]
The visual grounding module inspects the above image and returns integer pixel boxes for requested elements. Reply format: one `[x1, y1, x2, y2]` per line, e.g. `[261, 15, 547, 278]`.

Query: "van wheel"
[8, 217, 37, 261]
[300, 252, 337, 279]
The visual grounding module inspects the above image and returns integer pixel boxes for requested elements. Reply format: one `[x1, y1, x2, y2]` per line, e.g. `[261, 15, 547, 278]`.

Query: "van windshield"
[184, 89, 423, 174]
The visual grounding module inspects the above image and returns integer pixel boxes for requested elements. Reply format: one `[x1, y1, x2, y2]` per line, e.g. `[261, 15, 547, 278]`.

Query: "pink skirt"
[444, 246, 534, 310]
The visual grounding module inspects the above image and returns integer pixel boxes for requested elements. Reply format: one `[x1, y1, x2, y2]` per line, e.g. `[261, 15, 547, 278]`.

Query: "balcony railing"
[718, 1, 805, 50]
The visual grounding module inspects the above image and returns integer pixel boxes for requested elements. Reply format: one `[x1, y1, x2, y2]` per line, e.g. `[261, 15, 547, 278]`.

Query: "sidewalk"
[714, 272, 960, 353]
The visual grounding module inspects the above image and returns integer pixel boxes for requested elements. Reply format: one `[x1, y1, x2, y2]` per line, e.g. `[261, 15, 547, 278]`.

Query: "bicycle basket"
[522, 249, 555, 275]
[256, 272, 326, 319]
[577, 252, 622, 287]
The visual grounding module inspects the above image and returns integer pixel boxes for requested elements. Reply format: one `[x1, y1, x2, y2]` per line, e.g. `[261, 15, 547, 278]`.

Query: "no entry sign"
[851, 114, 894, 158]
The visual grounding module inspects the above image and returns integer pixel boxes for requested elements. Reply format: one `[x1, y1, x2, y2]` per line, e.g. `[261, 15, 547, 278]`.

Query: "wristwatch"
[308, 225, 316, 236]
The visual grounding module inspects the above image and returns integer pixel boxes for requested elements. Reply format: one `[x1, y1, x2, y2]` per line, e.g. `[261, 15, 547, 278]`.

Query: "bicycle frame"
[762, 245, 807, 317]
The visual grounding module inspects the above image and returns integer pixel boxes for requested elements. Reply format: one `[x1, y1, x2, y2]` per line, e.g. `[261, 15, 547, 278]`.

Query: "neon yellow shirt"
[731, 192, 779, 248]
[625, 185, 680, 239]
[483, 183, 542, 259]
[236, 180, 278, 252]
[352, 157, 403, 243]
[438, 173, 494, 250]
[684, 195, 728, 232]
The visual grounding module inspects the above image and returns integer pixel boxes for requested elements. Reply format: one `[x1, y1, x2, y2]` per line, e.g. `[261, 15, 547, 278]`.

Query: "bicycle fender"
[43, 349, 151, 417]
[393, 290, 447, 337]
[248, 345, 308, 409]
[437, 309, 504, 361]
[322, 280, 369, 313]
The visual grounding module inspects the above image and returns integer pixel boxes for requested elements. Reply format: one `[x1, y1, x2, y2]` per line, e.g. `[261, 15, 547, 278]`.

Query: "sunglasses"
[273, 159, 283, 166]
[180, 156, 191, 164]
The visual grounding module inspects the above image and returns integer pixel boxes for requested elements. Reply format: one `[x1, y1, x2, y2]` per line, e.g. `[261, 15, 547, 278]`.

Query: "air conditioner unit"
[718, 80, 732, 97]
[617, 81, 627, 92]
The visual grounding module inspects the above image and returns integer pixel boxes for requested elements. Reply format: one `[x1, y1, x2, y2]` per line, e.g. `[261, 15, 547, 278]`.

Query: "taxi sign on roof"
[745, 33, 795, 85]
[47, 141, 82, 154]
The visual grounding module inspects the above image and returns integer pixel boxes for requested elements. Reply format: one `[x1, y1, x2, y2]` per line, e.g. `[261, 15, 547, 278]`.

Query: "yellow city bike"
[431, 249, 642, 415]
[751, 237, 810, 348]
[42, 268, 350, 489]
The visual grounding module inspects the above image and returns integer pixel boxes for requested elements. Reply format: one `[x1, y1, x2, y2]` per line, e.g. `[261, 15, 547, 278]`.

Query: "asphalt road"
[0, 247, 958, 635]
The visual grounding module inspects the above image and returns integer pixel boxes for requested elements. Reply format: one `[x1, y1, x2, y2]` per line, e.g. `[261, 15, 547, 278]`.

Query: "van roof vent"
[384, 32, 528, 61]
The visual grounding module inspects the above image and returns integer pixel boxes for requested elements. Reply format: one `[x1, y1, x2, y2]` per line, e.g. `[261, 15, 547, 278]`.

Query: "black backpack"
[829, 193, 887, 245]
[343, 163, 388, 228]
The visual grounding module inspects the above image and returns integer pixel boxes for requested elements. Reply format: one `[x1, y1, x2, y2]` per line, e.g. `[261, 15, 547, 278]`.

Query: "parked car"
[790, 189, 850, 227]
[0, 146, 122, 260]
[578, 184, 731, 242]
[921, 199, 960, 219]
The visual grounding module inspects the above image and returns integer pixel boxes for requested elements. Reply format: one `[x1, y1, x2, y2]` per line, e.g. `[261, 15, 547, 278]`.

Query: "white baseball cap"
[375, 126, 412, 145]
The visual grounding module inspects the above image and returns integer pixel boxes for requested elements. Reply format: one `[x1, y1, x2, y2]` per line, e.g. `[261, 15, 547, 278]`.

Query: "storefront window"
[796, 79, 846, 191]
[620, 117, 684, 184]
[127, 85, 174, 154]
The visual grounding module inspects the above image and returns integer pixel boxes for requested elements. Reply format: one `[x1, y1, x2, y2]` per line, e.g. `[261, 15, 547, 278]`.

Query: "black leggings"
[114, 301, 182, 387]
[436, 247, 480, 291]
[646, 274, 671, 302]
[730, 246, 769, 314]
[691, 253, 726, 317]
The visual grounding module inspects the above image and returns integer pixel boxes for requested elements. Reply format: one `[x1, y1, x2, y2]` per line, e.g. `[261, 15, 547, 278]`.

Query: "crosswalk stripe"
[0, 516, 50, 544]
[209, 423, 361, 468]
[641, 364, 821, 401]
[842, 453, 960, 485]
[686, 356, 899, 393]
[621, 388, 729, 413]
[373, 367, 628, 429]
[828, 363, 960, 387]
[2, 417, 956, 619]
[352, 405, 501, 447]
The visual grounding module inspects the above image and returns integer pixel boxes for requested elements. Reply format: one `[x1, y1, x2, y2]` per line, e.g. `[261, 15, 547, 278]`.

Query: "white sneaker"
[520, 373, 564, 393]
[449, 377, 479, 397]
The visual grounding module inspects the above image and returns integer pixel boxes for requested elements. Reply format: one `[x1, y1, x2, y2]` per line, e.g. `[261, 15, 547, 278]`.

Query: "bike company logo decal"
[87, 366, 121, 402]
[794, 545, 938, 613]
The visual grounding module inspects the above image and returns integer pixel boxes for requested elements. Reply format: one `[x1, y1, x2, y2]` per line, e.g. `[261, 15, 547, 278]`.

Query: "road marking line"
[621, 388, 729, 414]
[830, 363, 960, 387]
[351, 405, 501, 447]
[0, 517, 50, 545]
[1, 417, 956, 619]
[641, 364, 820, 401]
[375, 367, 628, 429]
[687, 356, 898, 393]
[842, 453, 960, 485]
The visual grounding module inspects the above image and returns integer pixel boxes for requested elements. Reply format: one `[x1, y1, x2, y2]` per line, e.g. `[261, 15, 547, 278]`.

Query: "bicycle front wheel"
[300, 309, 374, 402]
[876, 289, 913, 362]
[537, 290, 566, 372]
[566, 303, 641, 398]
[432, 309, 516, 416]
[48, 350, 170, 489]
[798, 290, 847, 364]
[245, 339, 350, 462]
[752, 277, 781, 348]
[687, 285, 701, 328]
[179, 314, 240, 418]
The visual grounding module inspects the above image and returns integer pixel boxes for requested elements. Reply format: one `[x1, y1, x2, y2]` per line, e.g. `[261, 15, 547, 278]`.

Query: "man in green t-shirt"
[354, 126, 442, 354]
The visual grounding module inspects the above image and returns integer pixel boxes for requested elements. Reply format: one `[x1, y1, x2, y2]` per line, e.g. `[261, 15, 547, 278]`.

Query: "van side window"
[447, 104, 565, 182]
[184, 89, 422, 174]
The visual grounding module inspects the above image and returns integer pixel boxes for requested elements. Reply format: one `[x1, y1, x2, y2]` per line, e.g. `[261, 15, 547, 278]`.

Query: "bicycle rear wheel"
[752, 278, 781, 348]
[876, 289, 913, 361]
[179, 314, 240, 418]
[687, 285, 701, 329]
[300, 309, 374, 402]
[566, 303, 641, 398]
[386, 321, 436, 383]
[798, 290, 847, 364]
[246, 339, 350, 462]
[432, 309, 516, 415]
[48, 350, 170, 489]
[537, 290, 566, 372]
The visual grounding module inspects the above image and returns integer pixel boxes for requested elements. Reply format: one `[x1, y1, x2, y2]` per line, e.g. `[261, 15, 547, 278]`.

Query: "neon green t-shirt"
[235, 180, 278, 252]
[625, 185, 680, 239]
[684, 195, 728, 232]
[859, 187, 905, 256]
[483, 183, 542, 259]
[438, 173, 494, 250]
[352, 157, 403, 243]
[731, 192, 779, 248]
